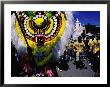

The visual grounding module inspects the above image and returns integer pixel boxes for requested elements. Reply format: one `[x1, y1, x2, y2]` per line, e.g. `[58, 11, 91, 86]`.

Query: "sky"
[73, 11, 100, 27]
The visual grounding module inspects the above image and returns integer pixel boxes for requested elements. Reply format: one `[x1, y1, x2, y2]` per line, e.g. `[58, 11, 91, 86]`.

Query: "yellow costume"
[88, 39, 94, 51]
[74, 41, 84, 61]
[93, 39, 100, 54]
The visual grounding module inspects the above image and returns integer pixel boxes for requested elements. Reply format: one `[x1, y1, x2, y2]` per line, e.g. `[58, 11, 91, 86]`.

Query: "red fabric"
[34, 36, 37, 43]
[23, 64, 31, 74]
[46, 70, 54, 77]
[43, 36, 46, 43]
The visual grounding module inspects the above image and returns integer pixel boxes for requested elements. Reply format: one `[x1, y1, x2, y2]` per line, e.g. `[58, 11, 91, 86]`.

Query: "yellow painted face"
[34, 18, 44, 26]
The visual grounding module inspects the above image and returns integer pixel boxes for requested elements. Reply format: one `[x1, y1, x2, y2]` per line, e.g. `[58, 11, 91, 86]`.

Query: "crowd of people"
[56, 34, 100, 77]
[11, 33, 100, 77]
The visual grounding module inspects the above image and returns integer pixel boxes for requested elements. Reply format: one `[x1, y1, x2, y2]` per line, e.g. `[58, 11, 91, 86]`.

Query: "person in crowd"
[68, 41, 75, 61]
[75, 36, 84, 61]
[88, 38, 94, 65]
[63, 46, 68, 61]
[91, 36, 100, 77]
[73, 36, 85, 69]
[88, 38, 94, 52]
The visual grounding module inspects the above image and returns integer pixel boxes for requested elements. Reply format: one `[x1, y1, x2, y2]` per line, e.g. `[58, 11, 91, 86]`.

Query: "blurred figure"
[73, 36, 85, 69]
[75, 36, 84, 61]
[21, 53, 32, 76]
[63, 47, 68, 61]
[45, 66, 54, 77]
[88, 38, 94, 51]
[57, 49, 61, 60]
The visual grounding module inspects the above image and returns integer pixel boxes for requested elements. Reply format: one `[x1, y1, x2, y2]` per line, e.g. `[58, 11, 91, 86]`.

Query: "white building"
[72, 18, 85, 40]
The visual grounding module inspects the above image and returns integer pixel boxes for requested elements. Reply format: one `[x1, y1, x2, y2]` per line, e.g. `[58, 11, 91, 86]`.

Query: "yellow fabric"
[26, 17, 34, 34]
[88, 39, 94, 47]
[93, 38, 97, 45]
[15, 12, 66, 50]
[45, 18, 54, 35]
[35, 18, 44, 26]
[93, 45, 100, 54]
[44, 13, 66, 45]
[98, 40, 100, 44]
[73, 41, 84, 53]
[26, 17, 54, 35]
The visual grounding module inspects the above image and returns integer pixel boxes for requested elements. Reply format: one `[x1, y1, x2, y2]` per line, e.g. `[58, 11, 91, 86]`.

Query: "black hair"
[78, 36, 82, 43]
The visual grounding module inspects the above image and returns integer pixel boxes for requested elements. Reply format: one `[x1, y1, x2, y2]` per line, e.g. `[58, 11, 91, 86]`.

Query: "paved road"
[56, 59, 95, 77]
